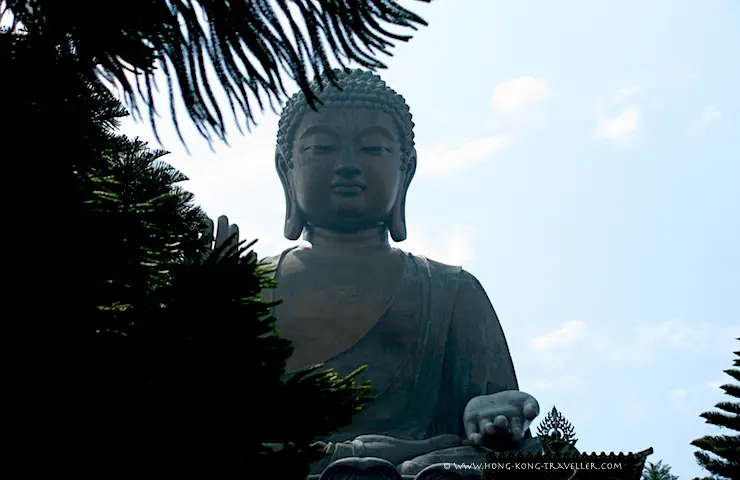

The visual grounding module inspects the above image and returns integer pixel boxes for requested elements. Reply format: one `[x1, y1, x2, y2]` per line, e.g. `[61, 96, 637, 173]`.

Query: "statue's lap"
[314, 447, 485, 479]
[398, 446, 486, 475]
[313, 436, 542, 479]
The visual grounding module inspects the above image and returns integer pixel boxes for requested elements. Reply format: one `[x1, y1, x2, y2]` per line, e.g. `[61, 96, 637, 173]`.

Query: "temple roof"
[484, 447, 653, 460]
[480, 447, 654, 480]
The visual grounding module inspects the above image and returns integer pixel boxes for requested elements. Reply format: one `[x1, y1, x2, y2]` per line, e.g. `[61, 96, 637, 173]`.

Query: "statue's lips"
[331, 185, 365, 195]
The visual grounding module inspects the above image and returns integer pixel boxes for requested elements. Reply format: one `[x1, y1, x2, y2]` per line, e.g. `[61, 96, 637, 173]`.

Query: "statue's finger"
[463, 419, 479, 438]
[310, 442, 329, 453]
[522, 399, 539, 420]
[493, 415, 508, 430]
[522, 402, 540, 420]
[229, 224, 240, 247]
[479, 418, 496, 436]
[465, 433, 483, 446]
[216, 215, 229, 248]
[509, 416, 523, 441]
[522, 418, 533, 437]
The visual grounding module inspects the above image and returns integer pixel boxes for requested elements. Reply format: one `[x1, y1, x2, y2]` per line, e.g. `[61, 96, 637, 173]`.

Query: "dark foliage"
[5, 0, 430, 146]
[77, 133, 374, 477]
[0, 27, 133, 329]
[52, 92, 374, 476]
[691, 338, 740, 480]
[3, 7, 375, 474]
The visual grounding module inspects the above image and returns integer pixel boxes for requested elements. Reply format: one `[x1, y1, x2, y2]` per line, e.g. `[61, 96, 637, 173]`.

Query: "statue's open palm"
[203, 215, 240, 253]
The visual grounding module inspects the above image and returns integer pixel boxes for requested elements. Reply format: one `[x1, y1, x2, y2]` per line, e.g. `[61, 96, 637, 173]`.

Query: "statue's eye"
[304, 145, 335, 153]
[360, 146, 391, 155]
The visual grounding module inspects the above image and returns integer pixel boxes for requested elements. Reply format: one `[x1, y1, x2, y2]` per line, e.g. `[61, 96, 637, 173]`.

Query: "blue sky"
[118, 1, 739, 477]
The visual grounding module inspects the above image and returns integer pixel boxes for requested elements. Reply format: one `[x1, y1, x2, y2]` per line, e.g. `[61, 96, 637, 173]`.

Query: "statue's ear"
[389, 148, 417, 242]
[276, 149, 304, 240]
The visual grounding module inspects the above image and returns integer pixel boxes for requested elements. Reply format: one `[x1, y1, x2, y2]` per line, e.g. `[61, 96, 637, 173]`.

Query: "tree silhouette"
[691, 338, 740, 480]
[1, 26, 373, 475]
[72, 104, 375, 477]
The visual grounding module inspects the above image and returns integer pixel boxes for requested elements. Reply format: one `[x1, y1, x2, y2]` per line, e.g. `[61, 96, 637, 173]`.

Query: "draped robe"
[262, 247, 536, 475]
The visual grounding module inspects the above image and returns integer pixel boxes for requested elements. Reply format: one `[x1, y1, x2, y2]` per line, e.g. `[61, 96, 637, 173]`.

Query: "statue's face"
[289, 108, 405, 233]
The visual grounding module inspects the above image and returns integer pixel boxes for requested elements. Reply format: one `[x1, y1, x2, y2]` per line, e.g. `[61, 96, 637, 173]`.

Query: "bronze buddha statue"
[211, 69, 542, 479]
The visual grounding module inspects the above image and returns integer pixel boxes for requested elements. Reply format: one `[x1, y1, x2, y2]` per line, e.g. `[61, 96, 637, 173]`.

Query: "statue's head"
[275, 68, 416, 241]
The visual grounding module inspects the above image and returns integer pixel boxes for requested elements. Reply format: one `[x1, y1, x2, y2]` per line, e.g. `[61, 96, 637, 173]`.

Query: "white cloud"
[615, 86, 639, 98]
[395, 225, 475, 266]
[442, 228, 476, 265]
[596, 108, 641, 139]
[689, 106, 724, 136]
[528, 321, 588, 368]
[120, 113, 280, 189]
[634, 320, 697, 345]
[530, 320, 587, 353]
[667, 388, 688, 402]
[529, 320, 735, 368]
[416, 136, 508, 176]
[528, 374, 587, 394]
[490, 76, 551, 115]
[600, 320, 735, 365]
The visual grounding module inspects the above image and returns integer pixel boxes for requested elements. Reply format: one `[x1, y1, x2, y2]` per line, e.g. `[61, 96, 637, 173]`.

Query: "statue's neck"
[303, 225, 392, 254]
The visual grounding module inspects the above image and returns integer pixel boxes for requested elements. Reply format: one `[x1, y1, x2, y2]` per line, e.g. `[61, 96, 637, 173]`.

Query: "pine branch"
[694, 450, 740, 480]
[723, 384, 740, 399]
[700, 411, 740, 431]
[691, 435, 740, 461]
[716, 401, 740, 416]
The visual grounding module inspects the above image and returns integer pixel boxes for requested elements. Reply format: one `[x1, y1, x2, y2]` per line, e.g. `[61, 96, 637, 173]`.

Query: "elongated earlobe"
[276, 150, 304, 240]
[389, 149, 417, 242]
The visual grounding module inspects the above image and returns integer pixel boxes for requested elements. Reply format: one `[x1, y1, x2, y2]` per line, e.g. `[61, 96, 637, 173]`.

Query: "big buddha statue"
[211, 69, 542, 479]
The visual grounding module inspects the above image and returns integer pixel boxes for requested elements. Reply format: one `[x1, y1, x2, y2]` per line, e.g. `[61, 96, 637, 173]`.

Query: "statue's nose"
[334, 149, 361, 178]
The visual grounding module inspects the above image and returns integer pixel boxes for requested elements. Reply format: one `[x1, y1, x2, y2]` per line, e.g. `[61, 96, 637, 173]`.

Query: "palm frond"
[641, 460, 678, 480]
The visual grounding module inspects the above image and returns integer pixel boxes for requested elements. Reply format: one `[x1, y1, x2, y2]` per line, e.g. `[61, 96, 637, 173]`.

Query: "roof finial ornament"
[536, 407, 578, 453]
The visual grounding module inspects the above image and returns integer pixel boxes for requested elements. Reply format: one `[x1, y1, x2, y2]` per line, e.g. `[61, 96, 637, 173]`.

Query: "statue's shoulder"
[259, 253, 281, 268]
[406, 253, 485, 296]
[416, 255, 463, 276]
[258, 246, 298, 270]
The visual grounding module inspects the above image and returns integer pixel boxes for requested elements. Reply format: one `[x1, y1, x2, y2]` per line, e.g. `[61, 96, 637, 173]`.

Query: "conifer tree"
[70, 106, 376, 477]
[691, 338, 740, 480]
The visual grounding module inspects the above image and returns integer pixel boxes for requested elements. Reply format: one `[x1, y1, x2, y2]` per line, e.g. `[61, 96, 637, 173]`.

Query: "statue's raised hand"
[463, 390, 539, 448]
[203, 215, 240, 252]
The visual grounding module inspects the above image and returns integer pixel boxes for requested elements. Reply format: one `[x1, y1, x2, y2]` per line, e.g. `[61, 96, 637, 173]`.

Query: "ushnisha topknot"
[276, 68, 415, 169]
